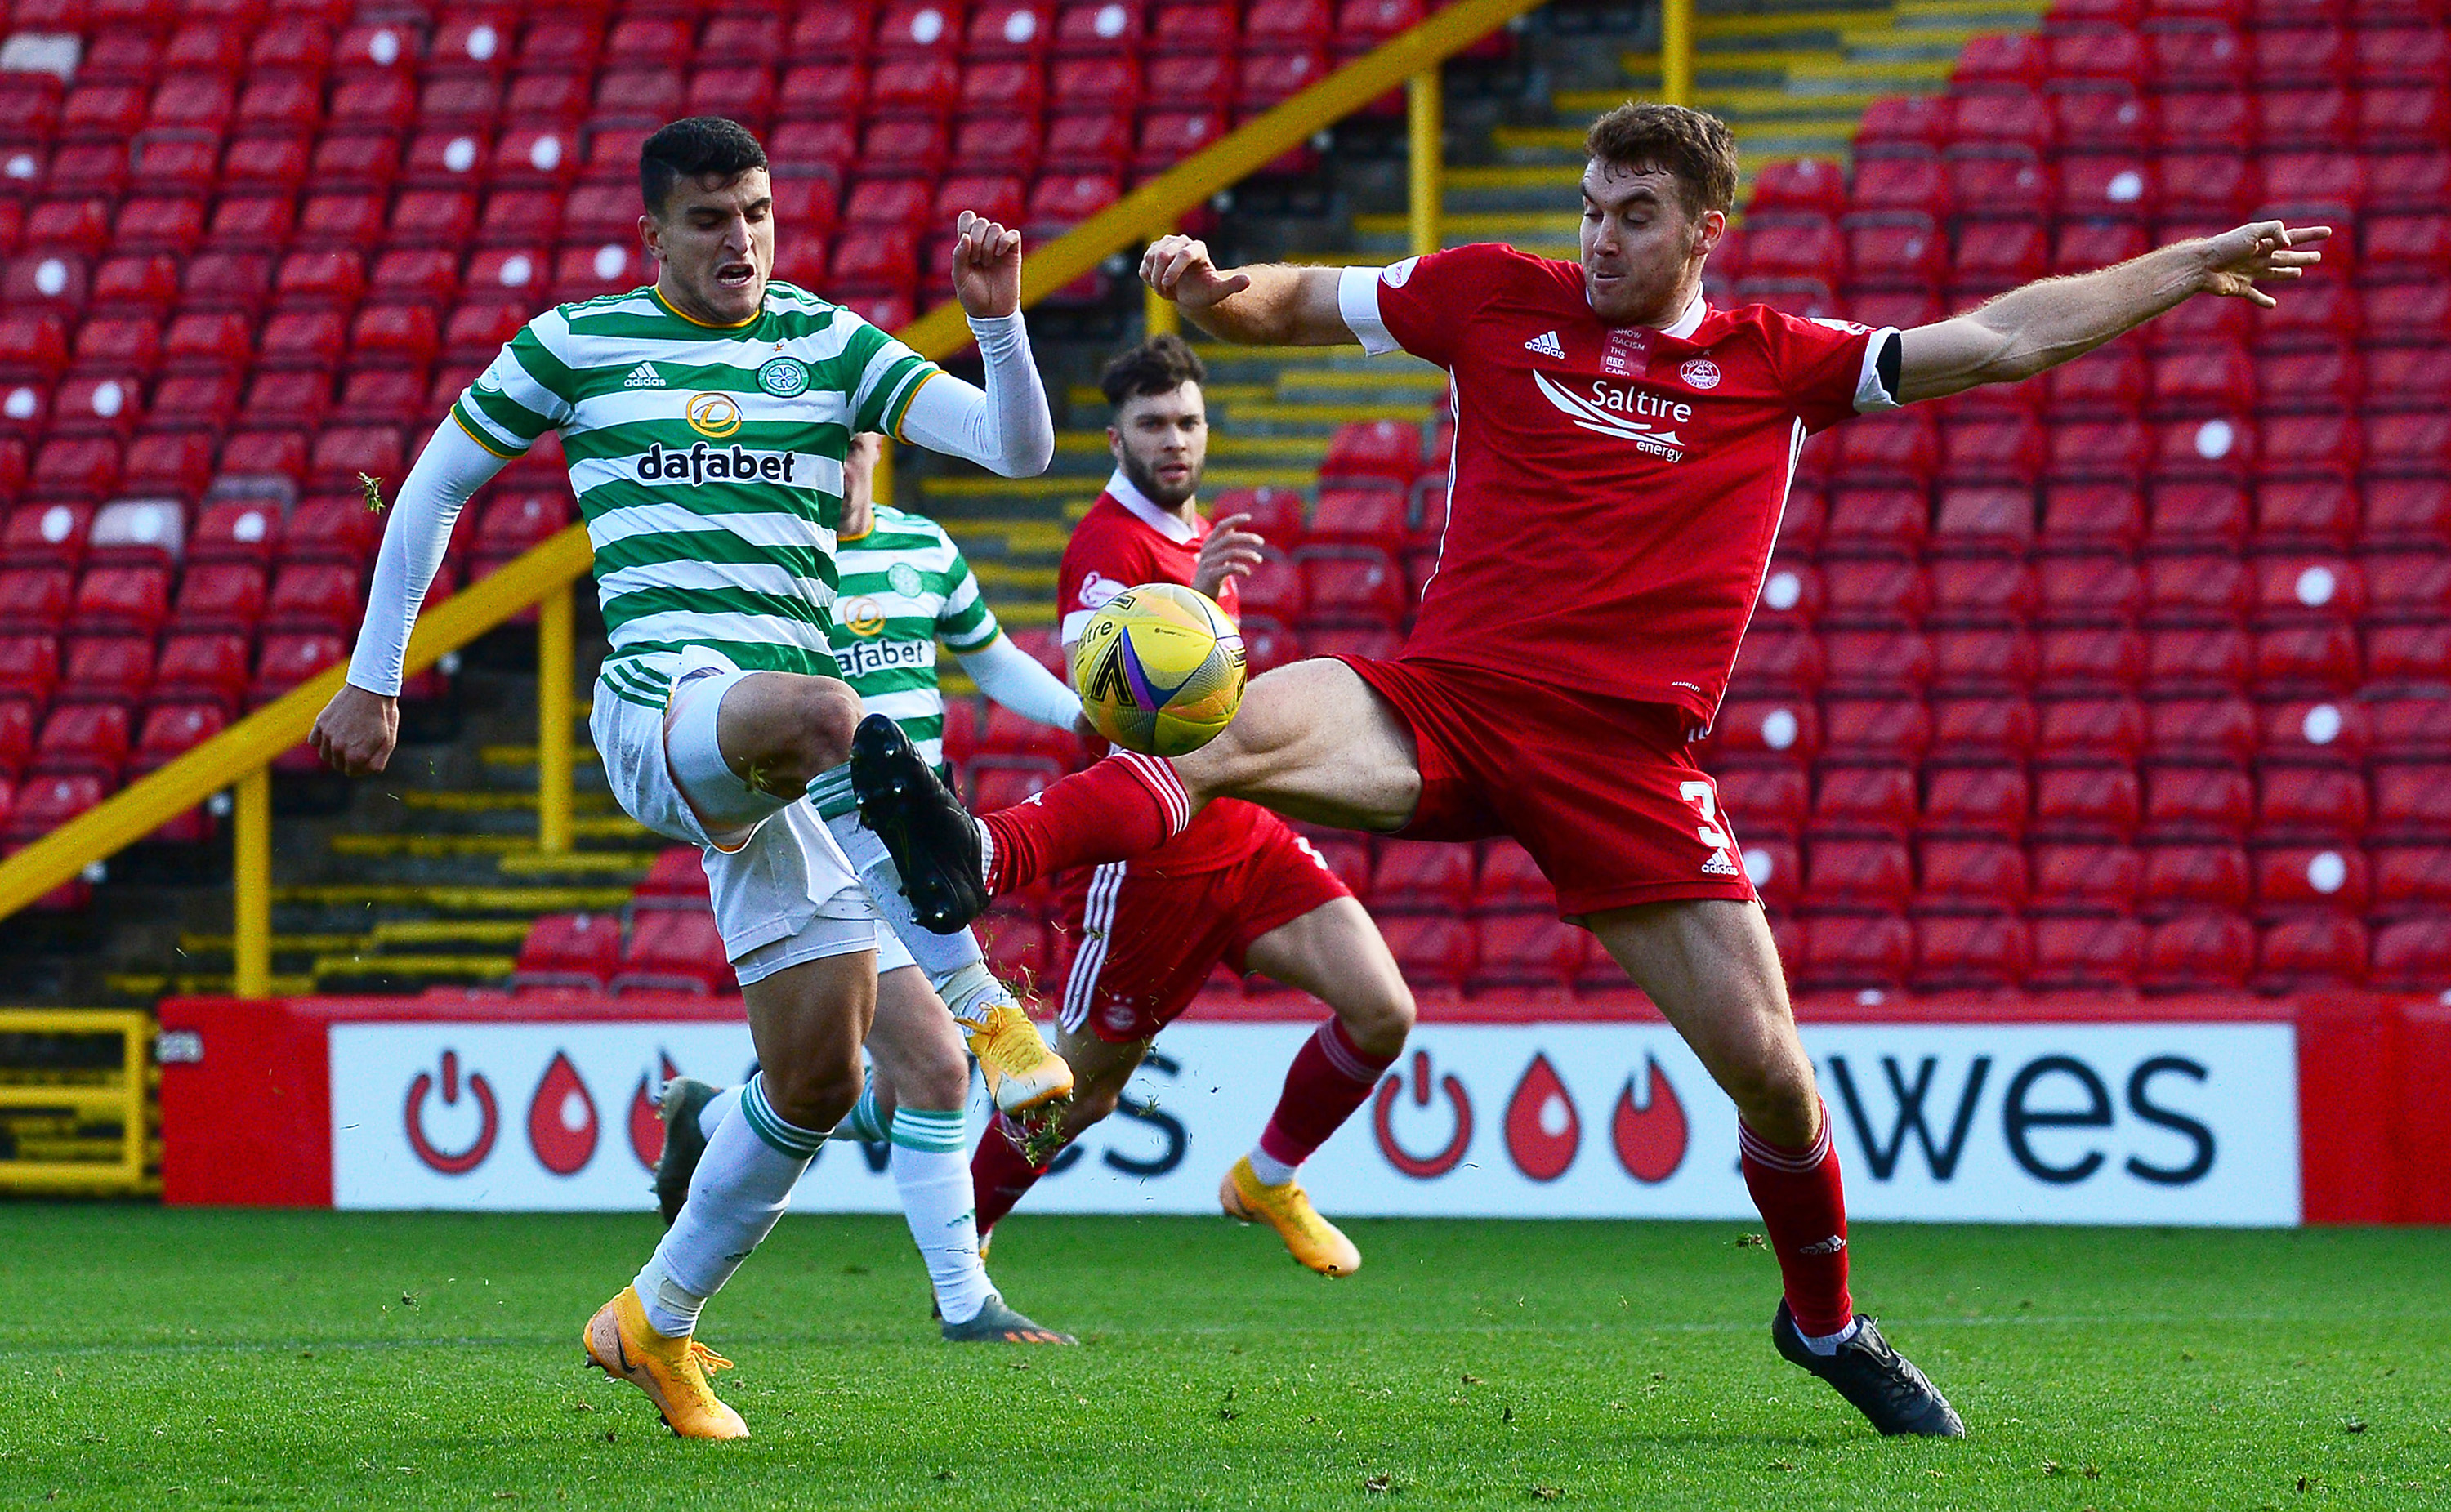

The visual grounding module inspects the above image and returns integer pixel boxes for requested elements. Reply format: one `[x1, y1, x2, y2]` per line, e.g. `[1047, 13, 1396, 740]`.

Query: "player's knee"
[904, 1040, 971, 1109]
[1722, 1055, 1817, 1135]
[784, 679, 861, 779]
[1337, 978, 1415, 1059]
[762, 1055, 864, 1135]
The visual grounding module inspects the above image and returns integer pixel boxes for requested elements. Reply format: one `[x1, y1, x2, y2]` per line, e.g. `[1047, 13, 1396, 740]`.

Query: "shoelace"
[686, 1341, 734, 1375]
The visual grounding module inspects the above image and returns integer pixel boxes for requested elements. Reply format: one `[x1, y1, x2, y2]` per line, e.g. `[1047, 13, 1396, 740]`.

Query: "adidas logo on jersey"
[623, 362, 665, 389]
[1523, 330, 1565, 359]
[1700, 851, 1742, 877]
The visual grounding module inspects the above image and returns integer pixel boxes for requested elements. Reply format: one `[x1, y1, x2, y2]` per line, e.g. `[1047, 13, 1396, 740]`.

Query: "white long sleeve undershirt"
[345, 311, 1052, 698]
[344, 417, 509, 698]
[956, 633, 1081, 729]
[895, 312, 1055, 479]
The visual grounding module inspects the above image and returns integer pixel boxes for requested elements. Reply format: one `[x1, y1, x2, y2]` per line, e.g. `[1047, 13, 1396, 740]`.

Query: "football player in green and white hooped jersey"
[311, 118, 1074, 1436]
[673, 431, 1090, 1338]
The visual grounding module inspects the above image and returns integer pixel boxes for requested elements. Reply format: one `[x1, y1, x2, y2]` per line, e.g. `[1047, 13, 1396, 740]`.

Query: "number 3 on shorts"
[1679, 779, 1743, 878]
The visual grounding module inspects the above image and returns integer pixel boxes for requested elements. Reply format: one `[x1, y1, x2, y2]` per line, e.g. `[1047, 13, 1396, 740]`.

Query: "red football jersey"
[1059, 468, 1258, 872]
[1340, 241, 1900, 730]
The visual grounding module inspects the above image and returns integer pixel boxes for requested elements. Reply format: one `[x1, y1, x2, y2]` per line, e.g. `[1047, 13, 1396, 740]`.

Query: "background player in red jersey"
[967, 336, 1417, 1278]
[855, 104, 2327, 1436]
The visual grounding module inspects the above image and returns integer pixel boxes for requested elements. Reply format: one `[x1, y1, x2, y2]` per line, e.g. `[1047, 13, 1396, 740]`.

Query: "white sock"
[635, 1075, 824, 1337]
[695, 1084, 743, 1141]
[890, 1107, 992, 1326]
[933, 959, 1011, 1034]
[1800, 1318, 1864, 1356]
[1244, 1144, 1298, 1188]
[810, 762, 997, 991]
[830, 1077, 887, 1144]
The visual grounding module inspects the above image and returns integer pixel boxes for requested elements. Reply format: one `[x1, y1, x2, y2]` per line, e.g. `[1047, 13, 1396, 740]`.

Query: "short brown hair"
[1099, 333, 1207, 408]
[1583, 102, 1739, 221]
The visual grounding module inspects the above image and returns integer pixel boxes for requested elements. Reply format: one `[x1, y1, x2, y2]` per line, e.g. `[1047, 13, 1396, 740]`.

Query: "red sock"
[1738, 1104, 1855, 1338]
[971, 1115, 1067, 1236]
[1256, 1019, 1400, 1171]
[982, 752, 1190, 896]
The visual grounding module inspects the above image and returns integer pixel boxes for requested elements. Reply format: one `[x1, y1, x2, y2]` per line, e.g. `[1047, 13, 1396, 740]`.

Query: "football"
[1069, 582, 1248, 757]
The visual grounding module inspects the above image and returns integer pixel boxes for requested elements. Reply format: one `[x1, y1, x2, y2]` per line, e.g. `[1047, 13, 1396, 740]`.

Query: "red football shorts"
[1336, 654, 1759, 919]
[1052, 805, 1352, 1044]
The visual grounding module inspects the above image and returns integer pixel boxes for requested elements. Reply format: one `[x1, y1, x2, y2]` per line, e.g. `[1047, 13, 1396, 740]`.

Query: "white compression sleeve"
[895, 313, 1054, 479]
[958, 633, 1082, 730]
[343, 418, 512, 697]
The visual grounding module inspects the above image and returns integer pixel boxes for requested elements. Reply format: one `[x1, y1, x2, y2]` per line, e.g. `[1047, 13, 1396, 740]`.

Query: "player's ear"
[1694, 209, 1726, 261]
[637, 212, 663, 264]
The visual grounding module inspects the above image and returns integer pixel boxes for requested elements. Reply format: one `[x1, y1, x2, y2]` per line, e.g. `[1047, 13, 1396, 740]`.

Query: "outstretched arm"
[1895, 220, 2329, 404]
[898, 211, 1056, 479]
[312, 417, 511, 774]
[1141, 234, 1354, 346]
[957, 634, 1083, 731]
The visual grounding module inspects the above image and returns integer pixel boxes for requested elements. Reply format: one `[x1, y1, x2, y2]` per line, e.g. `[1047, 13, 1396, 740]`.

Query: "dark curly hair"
[641, 117, 769, 216]
[1584, 102, 1739, 221]
[1099, 333, 1208, 409]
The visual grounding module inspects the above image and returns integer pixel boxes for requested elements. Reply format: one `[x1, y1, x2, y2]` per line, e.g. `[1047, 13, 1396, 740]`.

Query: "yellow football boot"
[1220, 1156, 1362, 1278]
[966, 1000, 1074, 1114]
[582, 1287, 748, 1440]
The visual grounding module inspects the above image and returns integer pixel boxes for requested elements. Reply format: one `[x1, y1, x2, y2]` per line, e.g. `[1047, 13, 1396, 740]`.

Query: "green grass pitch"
[2, 1207, 2445, 1510]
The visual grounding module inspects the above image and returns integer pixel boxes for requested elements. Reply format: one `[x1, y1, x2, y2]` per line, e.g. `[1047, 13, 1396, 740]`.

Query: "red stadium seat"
[1930, 697, 2037, 760]
[1472, 913, 1589, 989]
[2147, 697, 2255, 764]
[1297, 547, 1406, 625]
[515, 912, 623, 990]
[2141, 911, 2254, 989]
[248, 631, 345, 704]
[1823, 484, 1929, 551]
[614, 911, 734, 997]
[2147, 627, 2254, 690]
[31, 700, 131, 777]
[2144, 550, 2249, 620]
[2373, 847, 2451, 914]
[1804, 841, 1913, 910]
[2034, 765, 2143, 839]
[2144, 769, 2254, 841]
[1372, 841, 1475, 912]
[2265, 698, 2372, 764]
[71, 565, 169, 636]
[1923, 765, 2029, 839]
[2372, 918, 2451, 989]
[1377, 915, 1477, 990]
[0, 565, 73, 630]
[3, 771, 104, 846]
[1811, 764, 1917, 839]
[1715, 765, 1807, 840]
[1929, 557, 2038, 627]
[1705, 698, 1820, 760]
[2373, 765, 2451, 839]
[1918, 838, 2029, 909]
[1797, 911, 1912, 990]
[2040, 627, 2148, 690]
[1823, 631, 1932, 694]
[1822, 559, 1928, 626]
[0, 634, 57, 704]
[2256, 845, 2370, 914]
[1913, 914, 2029, 991]
[2257, 913, 2367, 988]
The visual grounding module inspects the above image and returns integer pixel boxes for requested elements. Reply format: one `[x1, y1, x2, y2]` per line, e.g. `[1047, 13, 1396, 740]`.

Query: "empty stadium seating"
[0, 0, 1451, 891]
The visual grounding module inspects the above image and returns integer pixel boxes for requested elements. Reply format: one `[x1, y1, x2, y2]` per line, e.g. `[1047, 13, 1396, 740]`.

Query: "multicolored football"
[1069, 582, 1248, 757]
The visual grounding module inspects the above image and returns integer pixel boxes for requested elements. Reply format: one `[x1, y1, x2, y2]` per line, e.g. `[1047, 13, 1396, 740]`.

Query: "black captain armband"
[1874, 332, 1904, 404]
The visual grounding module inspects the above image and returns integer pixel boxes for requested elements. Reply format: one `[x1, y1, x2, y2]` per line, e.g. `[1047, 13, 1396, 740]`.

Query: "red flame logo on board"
[1611, 1056, 1688, 1184]
[527, 1051, 600, 1176]
[1503, 1053, 1581, 1182]
[629, 1053, 682, 1171]
[404, 1050, 497, 1175]
[1372, 1050, 1472, 1179]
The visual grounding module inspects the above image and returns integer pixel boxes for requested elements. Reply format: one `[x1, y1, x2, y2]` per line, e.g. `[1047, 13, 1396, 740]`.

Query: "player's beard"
[1120, 448, 1200, 509]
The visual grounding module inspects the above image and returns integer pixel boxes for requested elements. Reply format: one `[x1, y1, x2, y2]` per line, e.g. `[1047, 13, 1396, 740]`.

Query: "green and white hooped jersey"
[450, 281, 942, 711]
[828, 503, 1000, 770]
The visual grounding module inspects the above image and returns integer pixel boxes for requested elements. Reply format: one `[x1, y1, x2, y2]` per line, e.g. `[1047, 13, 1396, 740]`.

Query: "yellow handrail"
[0, 0, 1554, 963]
[895, 0, 1549, 359]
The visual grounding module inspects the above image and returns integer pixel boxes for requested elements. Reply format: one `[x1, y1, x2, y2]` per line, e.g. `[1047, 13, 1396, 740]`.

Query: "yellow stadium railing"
[0, 0, 1569, 993]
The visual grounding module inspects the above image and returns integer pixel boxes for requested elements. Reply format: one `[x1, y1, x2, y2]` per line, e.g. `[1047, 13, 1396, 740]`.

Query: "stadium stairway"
[97, 660, 646, 1001]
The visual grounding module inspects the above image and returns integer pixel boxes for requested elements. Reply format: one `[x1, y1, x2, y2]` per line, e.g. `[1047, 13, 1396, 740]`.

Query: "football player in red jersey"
[852, 103, 2327, 1437]
[967, 336, 1417, 1278]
